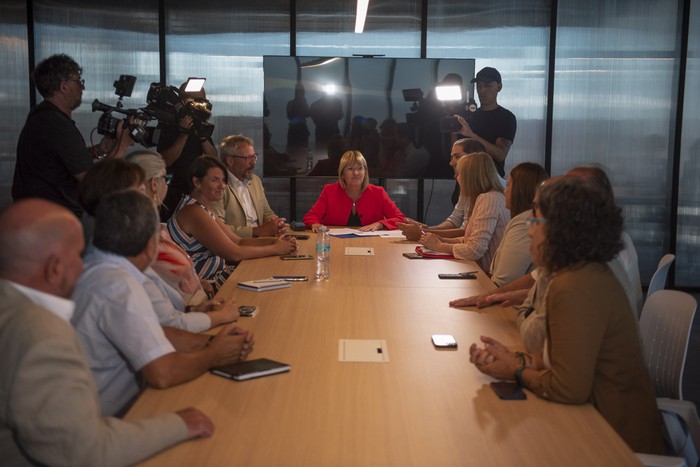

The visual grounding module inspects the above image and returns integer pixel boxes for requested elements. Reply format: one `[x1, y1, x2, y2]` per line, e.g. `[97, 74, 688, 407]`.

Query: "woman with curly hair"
[468, 177, 664, 455]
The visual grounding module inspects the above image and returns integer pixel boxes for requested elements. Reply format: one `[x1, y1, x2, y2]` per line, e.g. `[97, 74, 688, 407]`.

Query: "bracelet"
[514, 351, 528, 387]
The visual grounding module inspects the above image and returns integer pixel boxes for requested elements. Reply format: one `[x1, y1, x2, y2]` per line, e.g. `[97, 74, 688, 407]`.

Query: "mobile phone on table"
[431, 334, 458, 348]
[238, 305, 258, 317]
[280, 254, 314, 260]
[438, 272, 477, 279]
[403, 252, 423, 259]
[490, 381, 526, 400]
[290, 221, 306, 231]
[272, 275, 308, 282]
[289, 234, 310, 240]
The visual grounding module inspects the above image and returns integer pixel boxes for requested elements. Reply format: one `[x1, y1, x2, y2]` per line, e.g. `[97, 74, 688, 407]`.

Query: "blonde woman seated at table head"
[419, 152, 509, 274]
[303, 150, 406, 233]
[168, 155, 296, 291]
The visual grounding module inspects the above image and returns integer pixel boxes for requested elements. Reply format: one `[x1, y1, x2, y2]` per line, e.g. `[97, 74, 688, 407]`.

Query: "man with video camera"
[13, 54, 134, 218]
[157, 81, 217, 218]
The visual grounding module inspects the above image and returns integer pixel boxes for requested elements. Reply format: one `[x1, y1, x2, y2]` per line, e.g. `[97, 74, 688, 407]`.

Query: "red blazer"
[303, 183, 406, 230]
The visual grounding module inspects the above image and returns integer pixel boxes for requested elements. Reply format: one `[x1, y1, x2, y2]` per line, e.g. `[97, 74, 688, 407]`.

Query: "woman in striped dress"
[168, 155, 296, 290]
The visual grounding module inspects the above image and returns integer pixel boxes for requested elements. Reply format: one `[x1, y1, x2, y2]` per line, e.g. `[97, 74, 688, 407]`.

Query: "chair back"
[647, 254, 675, 301]
[639, 290, 696, 400]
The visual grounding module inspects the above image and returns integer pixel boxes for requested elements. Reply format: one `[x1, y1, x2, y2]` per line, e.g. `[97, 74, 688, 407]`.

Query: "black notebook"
[210, 358, 291, 381]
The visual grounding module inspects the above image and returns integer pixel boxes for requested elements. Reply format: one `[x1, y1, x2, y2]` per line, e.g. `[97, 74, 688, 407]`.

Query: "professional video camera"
[144, 77, 214, 140]
[91, 75, 159, 146]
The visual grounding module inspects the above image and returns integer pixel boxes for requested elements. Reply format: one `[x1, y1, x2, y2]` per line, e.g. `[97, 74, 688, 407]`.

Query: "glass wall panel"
[33, 1, 160, 148]
[296, 0, 421, 58]
[677, 0, 700, 287]
[0, 1, 29, 210]
[164, 0, 290, 217]
[552, 0, 681, 282]
[426, 0, 550, 226]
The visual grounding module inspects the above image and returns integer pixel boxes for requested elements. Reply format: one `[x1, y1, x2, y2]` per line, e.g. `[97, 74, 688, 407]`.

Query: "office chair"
[637, 290, 699, 467]
[647, 254, 676, 301]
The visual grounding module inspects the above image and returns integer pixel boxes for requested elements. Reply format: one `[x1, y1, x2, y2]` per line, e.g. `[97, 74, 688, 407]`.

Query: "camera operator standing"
[12, 54, 134, 218]
[454, 67, 516, 178]
[158, 82, 217, 219]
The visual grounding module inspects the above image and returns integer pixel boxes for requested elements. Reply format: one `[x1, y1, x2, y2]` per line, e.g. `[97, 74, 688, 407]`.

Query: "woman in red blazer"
[303, 151, 406, 232]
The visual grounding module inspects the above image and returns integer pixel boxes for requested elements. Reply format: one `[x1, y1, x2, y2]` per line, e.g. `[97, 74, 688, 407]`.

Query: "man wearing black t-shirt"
[13, 54, 132, 217]
[455, 67, 517, 178]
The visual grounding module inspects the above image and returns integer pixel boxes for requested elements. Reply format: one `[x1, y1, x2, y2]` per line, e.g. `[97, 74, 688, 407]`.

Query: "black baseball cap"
[471, 67, 502, 84]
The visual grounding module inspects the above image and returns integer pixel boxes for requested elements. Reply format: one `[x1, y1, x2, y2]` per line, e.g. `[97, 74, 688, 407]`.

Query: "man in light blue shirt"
[73, 190, 254, 416]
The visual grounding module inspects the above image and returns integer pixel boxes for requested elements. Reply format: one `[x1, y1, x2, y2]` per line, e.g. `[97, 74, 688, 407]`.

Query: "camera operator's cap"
[471, 67, 502, 84]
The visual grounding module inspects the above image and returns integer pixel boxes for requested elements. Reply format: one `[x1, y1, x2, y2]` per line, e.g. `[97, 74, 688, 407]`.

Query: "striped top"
[167, 196, 233, 290]
[453, 191, 509, 274]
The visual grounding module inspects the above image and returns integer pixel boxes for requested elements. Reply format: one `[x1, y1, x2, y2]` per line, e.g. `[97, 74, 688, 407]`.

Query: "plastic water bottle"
[306, 149, 314, 173]
[315, 225, 330, 280]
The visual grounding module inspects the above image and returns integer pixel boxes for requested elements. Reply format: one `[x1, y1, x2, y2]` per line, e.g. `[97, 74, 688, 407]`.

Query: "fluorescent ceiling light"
[435, 85, 462, 101]
[355, 0, 369, 33]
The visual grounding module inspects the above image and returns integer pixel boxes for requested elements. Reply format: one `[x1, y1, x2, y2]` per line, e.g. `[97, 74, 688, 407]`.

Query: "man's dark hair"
[538, 177, 623, 272]
[566, 165, 614, 199]
[93, 190, 159, 257]
[32, 54, 82, 98]
[454, 138, 486, 155]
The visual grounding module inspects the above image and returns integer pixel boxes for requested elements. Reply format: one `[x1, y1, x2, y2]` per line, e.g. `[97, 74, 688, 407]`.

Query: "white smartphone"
[431, 334, 457, 348]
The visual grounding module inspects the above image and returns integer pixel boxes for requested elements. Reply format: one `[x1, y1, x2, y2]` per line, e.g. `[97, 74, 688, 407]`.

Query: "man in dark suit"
[0, 198, 213, 466]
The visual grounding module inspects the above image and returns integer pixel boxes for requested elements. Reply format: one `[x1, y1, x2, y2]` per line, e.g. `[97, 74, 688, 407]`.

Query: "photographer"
[158, 82, 217, 218]
[12, 54, 134, 218]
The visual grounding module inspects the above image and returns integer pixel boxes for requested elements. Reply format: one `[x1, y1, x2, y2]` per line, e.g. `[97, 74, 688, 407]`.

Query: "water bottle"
[315, 225, 330, 280]
[306, 149, 314, 173]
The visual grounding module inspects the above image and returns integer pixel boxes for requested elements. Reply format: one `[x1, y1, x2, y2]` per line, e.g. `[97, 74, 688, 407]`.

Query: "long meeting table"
[126, 232, 642, 466]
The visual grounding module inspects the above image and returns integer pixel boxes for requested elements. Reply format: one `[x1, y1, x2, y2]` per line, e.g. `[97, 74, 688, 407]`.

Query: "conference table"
[126, 231, 641, 466]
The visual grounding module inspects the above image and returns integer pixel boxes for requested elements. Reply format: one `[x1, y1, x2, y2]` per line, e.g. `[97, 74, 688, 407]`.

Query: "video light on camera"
[184, 77, 206, 93]
[435, 85, 462, 101]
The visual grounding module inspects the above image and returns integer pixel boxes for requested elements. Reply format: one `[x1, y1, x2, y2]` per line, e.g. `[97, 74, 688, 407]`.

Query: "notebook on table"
[210, 358, 291, 381]
[237, 279, 291, 292]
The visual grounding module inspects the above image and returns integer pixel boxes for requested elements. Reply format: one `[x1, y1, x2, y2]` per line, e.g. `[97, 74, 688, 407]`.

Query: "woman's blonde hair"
[126, 150, 166, 180]
[338, 150, 369, 191]
[457, 152, 503, 203]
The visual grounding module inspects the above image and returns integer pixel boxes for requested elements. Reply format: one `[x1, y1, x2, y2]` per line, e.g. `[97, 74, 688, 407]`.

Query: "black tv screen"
[263, 56, 476, 179]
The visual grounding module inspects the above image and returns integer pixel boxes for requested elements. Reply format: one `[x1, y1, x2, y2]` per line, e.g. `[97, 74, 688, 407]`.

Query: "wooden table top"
[126, 232, 641, 466]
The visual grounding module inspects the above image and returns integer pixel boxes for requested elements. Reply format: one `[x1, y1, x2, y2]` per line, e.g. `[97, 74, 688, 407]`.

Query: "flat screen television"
[263, 56, 476, 179]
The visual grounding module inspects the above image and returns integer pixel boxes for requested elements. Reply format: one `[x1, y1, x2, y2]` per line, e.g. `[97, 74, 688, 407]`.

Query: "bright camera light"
[435, 85, 462, 101]
[323, 84, 336, 95]
[185, 78, 206, 93]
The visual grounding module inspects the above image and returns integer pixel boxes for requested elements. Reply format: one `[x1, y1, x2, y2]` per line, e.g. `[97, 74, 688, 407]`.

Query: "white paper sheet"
[338, 339, 390, 362]
[344, 247, 374, 256]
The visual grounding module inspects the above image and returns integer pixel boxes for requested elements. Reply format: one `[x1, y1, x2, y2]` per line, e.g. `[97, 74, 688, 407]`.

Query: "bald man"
[0, 199, 212, 466]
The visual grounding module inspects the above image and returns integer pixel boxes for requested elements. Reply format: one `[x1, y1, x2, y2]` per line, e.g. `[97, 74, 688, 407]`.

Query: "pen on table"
[460, 271, 479, 276]
[253, 278, 284, 283]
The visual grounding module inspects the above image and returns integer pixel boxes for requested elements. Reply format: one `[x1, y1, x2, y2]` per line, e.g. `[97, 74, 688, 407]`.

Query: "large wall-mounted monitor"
[263, 56, 475, 179]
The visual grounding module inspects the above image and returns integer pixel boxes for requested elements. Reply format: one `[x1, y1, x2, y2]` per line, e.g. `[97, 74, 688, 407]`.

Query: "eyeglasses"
[68, 78, 85, 88]
[344, 166, 366, 173]
[231, 153, 258, 162]
[526, 202, 546, 227]
[160, 174, 173, 185]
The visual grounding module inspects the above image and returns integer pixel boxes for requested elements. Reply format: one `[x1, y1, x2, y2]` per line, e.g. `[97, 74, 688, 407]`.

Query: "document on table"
[329, 228, 404, 238]
[345, 247, 374, 256]
[339, 339, 390, 363]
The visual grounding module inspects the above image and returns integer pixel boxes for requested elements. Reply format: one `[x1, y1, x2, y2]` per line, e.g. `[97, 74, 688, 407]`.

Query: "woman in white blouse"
[419, 152, 508, 273]
[489, 162, 549, 286]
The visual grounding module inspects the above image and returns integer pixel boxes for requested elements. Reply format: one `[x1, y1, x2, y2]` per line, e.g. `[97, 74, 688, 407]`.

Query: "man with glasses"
[398, 138, 485, 241]
[211, 134, 287, 238]
[13, 54, 133, 218]
[454, 67, 517, 178]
